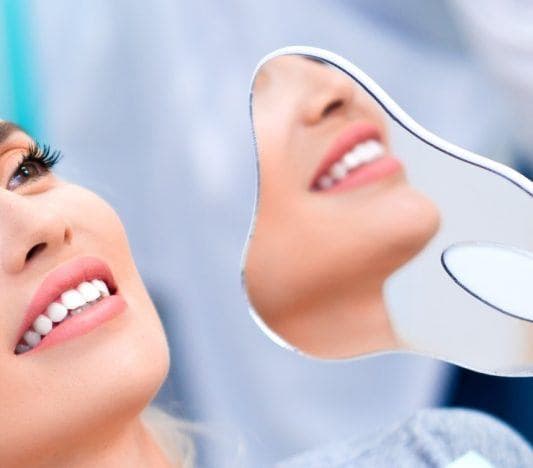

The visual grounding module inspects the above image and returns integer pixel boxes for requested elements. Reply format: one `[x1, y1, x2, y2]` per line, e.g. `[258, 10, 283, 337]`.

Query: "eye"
[7, 143, 62, 191]
[8, 160, 49, 191]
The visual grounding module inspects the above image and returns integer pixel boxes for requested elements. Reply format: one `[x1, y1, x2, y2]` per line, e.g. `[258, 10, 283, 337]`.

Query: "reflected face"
[245, 56, 440, 356]
[0, 122, 169, 464]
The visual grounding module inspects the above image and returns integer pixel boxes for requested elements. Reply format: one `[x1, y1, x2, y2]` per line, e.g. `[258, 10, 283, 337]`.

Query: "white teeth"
[23, 330, 41, 348]
[366, 139, 384, 155]
[46, 302, 69, 322]
[70, 303, 91, 316]
[317, 139, 385, 190]
[343, 150, 361, 169]
[15, 278, 111, 354]
[32, 315, 53, 335]
[61, 289, 87, 310]
[330, 161, 348, 180]
[318, 175, 334, 190]
[15, 343, 31, 354]
[91, 279, 110, 297]
[77, 281, 101, 302]
[357, 143, 374, 162]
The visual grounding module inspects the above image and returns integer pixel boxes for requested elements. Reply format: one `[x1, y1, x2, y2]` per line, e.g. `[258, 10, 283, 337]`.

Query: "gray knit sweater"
[278, 409, 532, 468]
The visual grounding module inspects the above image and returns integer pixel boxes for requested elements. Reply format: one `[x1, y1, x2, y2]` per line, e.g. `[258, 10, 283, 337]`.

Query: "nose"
[0, 189, 72, 274]
[301, 64, 355, 126]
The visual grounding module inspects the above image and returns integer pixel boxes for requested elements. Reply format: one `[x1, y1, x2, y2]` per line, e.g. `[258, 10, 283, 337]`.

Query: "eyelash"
[7, 143, 63, 191]
[19, 142, 63, 170]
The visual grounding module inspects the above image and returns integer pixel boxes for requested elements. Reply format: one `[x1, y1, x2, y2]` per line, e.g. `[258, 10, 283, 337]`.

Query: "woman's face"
[0, 122, 169, 464]
[245, 56, 440, 341]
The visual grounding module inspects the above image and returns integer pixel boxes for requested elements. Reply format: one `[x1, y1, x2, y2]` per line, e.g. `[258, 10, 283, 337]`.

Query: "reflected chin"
[244, 175, 440, 359]
[390, 186, 441, 263]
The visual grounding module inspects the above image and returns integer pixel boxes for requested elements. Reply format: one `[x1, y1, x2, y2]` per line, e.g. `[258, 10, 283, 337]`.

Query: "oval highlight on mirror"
[442, 242, 533, 322]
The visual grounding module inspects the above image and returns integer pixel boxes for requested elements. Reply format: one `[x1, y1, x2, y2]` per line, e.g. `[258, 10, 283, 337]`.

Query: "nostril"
[64, 226, 73, 245]
[322, 99, 343, 118]
[26, 243, 47, 263]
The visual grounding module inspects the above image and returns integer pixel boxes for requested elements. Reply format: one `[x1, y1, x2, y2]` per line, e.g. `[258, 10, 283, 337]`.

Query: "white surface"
[443, 243, 533, 322]
[446, 450, 494, 468]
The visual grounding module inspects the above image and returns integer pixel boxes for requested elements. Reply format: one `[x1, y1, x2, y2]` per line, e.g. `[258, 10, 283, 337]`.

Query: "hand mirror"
[242, 47, 533, 377]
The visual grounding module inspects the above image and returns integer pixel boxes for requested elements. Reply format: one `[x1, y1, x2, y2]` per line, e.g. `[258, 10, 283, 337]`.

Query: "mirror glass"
[243, 49, 533, 376]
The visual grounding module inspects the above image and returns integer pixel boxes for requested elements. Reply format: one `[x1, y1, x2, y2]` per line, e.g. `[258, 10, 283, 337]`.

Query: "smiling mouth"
[314, 138, 385, 190]
[310, 122, 403, 193]
[15, 279, 114, 354]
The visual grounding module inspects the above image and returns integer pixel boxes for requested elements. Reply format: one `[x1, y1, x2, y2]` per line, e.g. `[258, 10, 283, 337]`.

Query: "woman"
[1, 119, 530, 467]
[244, 56, 440, 358]
[0, 120, 184, 466]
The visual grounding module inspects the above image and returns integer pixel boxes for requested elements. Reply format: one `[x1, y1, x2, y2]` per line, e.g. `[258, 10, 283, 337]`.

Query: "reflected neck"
[273, 281, 398, 358]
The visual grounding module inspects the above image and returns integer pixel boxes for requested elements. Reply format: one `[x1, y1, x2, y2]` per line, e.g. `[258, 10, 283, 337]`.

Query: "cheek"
[0, 330, 170, 463]
[61, 187, 170, 373]
[65, 188, 129, 250]
[246, 183, 440, 316]
[61, 186, 142, 295]
[0, 186, 171, 462]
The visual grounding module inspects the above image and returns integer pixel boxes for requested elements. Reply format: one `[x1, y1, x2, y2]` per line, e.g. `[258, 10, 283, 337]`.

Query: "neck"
[24, 417, 174, 468]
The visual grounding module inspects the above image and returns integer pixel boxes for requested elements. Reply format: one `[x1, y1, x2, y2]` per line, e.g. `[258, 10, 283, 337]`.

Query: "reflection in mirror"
[243, 51, 533, 376]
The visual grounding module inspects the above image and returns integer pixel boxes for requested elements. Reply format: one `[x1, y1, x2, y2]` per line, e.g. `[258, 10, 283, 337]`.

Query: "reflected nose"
[301, 65, 355, 126]
[0, 189, 72, 274]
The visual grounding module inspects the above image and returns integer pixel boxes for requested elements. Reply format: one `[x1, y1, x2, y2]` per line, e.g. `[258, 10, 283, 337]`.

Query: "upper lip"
[309, 121, 384, 189]
[13, 256, 118, 350]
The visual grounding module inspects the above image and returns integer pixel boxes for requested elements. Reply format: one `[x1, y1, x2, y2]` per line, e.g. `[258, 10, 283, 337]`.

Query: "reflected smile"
[311, 121, 403, 193]
[315, 139, 385, 190]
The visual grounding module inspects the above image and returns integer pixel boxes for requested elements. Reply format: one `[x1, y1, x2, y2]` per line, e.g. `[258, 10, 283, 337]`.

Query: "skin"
[245, 56, 440, 358]
[0, 122, 173, 467]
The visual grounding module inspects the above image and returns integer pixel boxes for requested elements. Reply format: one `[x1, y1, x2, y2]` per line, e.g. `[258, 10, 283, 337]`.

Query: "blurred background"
[0, 1, 531, 466]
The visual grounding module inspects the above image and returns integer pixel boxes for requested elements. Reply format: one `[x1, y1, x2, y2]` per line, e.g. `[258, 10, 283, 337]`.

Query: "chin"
[91, 301, 171, 423]
[72, 303, 170, 424]
[386, 187, 441, 266]
[0, 303, 170, 467]
[246, 184, 440, 327]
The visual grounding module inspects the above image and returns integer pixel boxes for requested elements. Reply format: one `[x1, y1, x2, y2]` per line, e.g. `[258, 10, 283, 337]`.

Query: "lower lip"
[22, 295, 127, 355]
[322, 155, 403, 194]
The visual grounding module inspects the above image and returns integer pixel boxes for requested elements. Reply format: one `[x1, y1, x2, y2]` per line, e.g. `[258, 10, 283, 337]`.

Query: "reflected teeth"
[14, 278, 112, 355]
[318, 175, 334, 190]
[316, 139, 384, 190]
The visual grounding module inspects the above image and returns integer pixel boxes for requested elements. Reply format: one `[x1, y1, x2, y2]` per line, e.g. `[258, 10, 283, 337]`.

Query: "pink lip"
[14, 256, 126, 354]
[310, 121, 403, 192]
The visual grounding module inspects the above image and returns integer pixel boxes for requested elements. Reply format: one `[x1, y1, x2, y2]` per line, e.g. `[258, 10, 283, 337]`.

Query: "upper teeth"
[15, 279, 110, 355]
[317, 139, 384, 190]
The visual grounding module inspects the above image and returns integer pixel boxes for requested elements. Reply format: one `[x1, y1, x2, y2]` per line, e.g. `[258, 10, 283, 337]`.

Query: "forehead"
[0, 121, 27, 147]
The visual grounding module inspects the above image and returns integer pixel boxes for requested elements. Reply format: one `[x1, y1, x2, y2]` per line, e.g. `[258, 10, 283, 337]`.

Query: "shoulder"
[278, 408, 532, 468]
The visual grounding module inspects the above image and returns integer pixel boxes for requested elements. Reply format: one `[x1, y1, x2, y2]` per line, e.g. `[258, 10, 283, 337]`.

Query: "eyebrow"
[0, 121, 24, 147]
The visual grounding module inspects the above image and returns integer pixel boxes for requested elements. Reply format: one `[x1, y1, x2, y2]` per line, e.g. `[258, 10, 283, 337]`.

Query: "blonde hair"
[141, 405, 196, 468]
[141, 404, 246, 468]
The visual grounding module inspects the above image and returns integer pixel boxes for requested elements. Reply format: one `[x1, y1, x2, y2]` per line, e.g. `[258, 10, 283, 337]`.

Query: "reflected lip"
[309, 121, 404, 193]
[14, 256, 119, 351]
[310, 121, 383, 189]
